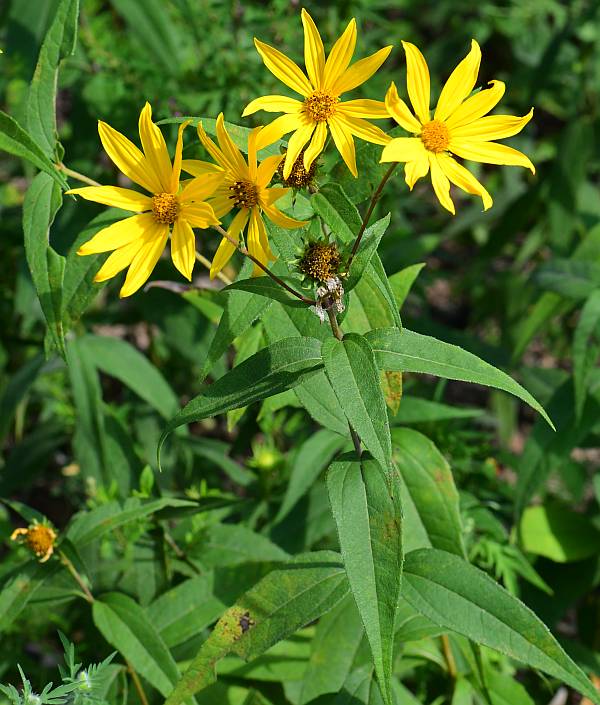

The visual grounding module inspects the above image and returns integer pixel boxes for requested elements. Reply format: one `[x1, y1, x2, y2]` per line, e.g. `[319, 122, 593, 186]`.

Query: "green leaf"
[367, 327, 554, 429]
[298, 594, 365, 705]
[0, 354, 45, 443]
[345, 215, 391, 292]
[92, 592, 180, 697]
[344, 266, 400, 334]
[328, 454, 403, 705]
[159, 337, 324, 465]
[402, 548, 600, 704]
[573, 289, 600, 420]
[519, 503, 600, 563]
[275, 430, 348, 524]
[533, 259, 600, 300]
[322, 334, 391, 469]
[165, 551, 348, 704]
[392, 397, 482, 424]
[392, 428, 465, 557]
[0, 561, 54, 633]
[195, 524, 289, 567]
[0, 111, 67, 187]
[27, 0, 79, 157]
[389, 263, 426, 310]
[77, 334, 179, 419]
[23, 173, 66, 357]
[222, 277, 306, 307]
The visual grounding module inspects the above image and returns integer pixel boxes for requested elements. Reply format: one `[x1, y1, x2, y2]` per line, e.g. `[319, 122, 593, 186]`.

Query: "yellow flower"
[182, 113, 308, 279]
[11, 521, 57, 563]
[381, 40, 534, 214]
[67, 103, 222, 297]
[242, 9, 392, 179]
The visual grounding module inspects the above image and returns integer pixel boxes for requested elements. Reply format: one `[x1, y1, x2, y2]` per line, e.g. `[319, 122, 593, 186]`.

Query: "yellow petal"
[138, 103, 172, 192]
[429, 153, 455, 214]
[66, 186, 152, 212]
[323, 18, 357, 90]
[170, 120, 191, 193]
[215, 113, 250, 179]
[254, 38, 313, 96]
[209, 194, 235, 219]
[180, 202, 219, 229]
[301, 9, 325, 89]
[385, 81, 421, 133]
[340, 114, 390, 146]
[434, 40, 481, 122]
[445, 80, 505, 129]
[283, 124, 315, 179]
[262, 186, 289, 206]
[380, 137, 427, 163]
[256, 209, 276, 262]
[242, 95, 303, 117]
[120, 224, 170, 297]
[171, 218, 196, 280]
[256, 113, 303, 151]
[210, 208, 249, 279]
[437, 152, 492, 210]
[332, 45, 393, 95]
[337, 99, 389, 119]
[181, 159, 224, 177]
[451, 108, 534, 141]
[328, 116, 357, 177]
[98, 120, 161, 194]
[449, 139, 535, 173]
[257, 155, 283, 188]
[405, 153, 430, 190]
[180, 173, 224, 202]
[247, 126, 262, 178]
[78, 212, 157, 255]
[263, 203, 309, 229]
[247, 207, 268, 273]
[402, 41, 430, 124]
[94, 239, 145, 283]
[303, 121, 328, 170]
[197, 123, 230, 172]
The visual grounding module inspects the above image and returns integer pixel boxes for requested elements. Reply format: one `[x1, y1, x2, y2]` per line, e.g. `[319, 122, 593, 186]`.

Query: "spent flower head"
[67, 103, 222, 296]
[243, 9, 392, 178]
[381, 40, 534, 213]
[11, 520, 57, 563]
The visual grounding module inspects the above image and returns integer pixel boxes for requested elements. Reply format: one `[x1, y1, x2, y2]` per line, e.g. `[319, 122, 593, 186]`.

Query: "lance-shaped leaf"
[222, 277, 307, 307]
[328, 454, 403, 705]
[392, 428, 465, 557]
[0, 112, 67, 187]
[322, 334, 391, 469]
[367, 327, 553, 429]
[165, 551, 348, 705]
[345, 214, 391, 292]
[158, 337, 323, 466]
[402, 548, 600, 705]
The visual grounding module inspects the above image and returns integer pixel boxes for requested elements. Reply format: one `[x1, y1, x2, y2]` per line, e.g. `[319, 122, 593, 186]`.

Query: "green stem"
[56, 163, 102, 187]
[195, 250, 232, 285]
[59, 550, 94, 603]
[441, 634, 457, 680]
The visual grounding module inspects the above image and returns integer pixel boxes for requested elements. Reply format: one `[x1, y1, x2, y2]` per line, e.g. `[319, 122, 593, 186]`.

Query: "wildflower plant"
[2, 3, 599, 705]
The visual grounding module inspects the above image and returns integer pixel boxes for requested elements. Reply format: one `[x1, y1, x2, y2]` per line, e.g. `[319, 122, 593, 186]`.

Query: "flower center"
[152, 192, 180, 224]
[278, 148, 317, 189]
[299, 242, 341, 282]
[229, 180, 259, 209]
[26, 525, 56, 557]
[304, 90, 339, 122]
[420, 120, 450, 153]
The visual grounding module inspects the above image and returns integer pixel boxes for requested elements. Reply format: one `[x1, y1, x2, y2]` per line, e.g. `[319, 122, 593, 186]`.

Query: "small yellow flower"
[381, 40, 534, 213]
[11, 521, 57, 563]
[67, 103, 222, 297]
[242, 9, 392, 179]
[182, 114, 308, 279]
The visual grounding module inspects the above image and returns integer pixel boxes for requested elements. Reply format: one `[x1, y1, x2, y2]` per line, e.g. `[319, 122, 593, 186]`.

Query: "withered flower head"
[11, 521, 57, 563]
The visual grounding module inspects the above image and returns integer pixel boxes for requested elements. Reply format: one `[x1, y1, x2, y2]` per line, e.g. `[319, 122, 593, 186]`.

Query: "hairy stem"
[212, 223, 315, 304]
[56, 163, 102, 187]
[346, 163, 397, 271]
[326, 308, 363, 456]
[59, 550, 94, 604]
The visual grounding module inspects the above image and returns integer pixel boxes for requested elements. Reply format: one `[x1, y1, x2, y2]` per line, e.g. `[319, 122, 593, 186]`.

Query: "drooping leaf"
[402, 548, 600, 704]
[322, 334, 391, 469]
[159, 337, 324, 465]
[27, 0, 79, 157]
[392, 428, 465, 557]
[92, 592, 180, 697]
[165, 551, 348, 705]
[222, 277, 306, 307]
[367, 327, 553, 428]
[389, 263, 426, 310]
[345, 214, 391, 292]
[328, 454, 403, 705]
[533, 259, 600, 300]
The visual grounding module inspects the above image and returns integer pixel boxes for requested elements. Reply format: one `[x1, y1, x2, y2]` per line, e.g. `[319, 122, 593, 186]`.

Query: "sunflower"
[242, 9, 392, 179]
[67, 103, 222, 297]
[181, 113, 308, 279]
[381, 40, 534, 213]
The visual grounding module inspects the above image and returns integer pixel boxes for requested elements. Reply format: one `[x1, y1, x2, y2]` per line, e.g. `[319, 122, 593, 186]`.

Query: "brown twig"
[346, 163, 397, 271]
[212, 223, 315, 304]
[326, 308, 363, 457]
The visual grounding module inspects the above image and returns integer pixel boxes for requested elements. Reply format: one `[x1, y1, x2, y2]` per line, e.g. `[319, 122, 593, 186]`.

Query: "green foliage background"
[1, 1, 600, 704]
